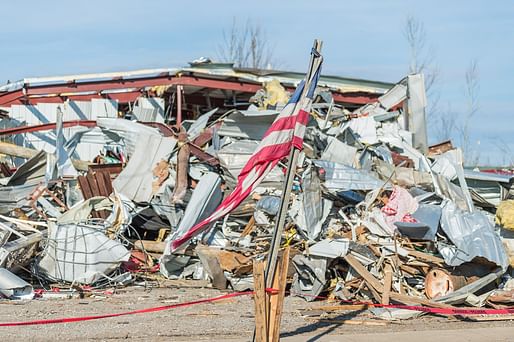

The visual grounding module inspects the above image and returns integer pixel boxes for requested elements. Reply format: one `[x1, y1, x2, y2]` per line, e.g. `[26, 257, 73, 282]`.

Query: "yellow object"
[283, 227, 297, 247]
[149, 85, 171, 97]
[262, 79, 289, 109]
[496, 200, 514, 231]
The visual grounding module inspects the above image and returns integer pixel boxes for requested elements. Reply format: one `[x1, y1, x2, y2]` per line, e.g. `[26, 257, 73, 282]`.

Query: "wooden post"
[269, 247, 290, 341]
[253, 248, 291, 342]
[382, 264, 393, 305]
[172, 127, 189, 204]
[253, 260, 267, 342]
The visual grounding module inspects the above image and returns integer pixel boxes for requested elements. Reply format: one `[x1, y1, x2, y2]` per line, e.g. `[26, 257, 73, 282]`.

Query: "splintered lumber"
[389, 292, 454, 309]
[239, 216, 256, 239]
[344, 254, 453, 309]
[406, 249, 444, 265]
[134, 240, 166, 253]
[269, 247, 290, 342]
[344, 254, 383, 292]
[0, 141, 90, 171]
[382, 264, 393, 305]
[172, 129, 190, 203]
[305, 318, 388, 326]
[310, 304, 370, 312]
[253, 260, 267, 342]
[465, 315, 514, 322]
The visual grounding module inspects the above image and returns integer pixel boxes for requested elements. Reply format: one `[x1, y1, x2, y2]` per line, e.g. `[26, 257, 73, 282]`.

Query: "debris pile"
[0, 63, 513, 320]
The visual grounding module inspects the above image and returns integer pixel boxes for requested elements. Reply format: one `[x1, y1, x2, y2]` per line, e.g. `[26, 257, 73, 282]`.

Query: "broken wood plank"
[270, 247, 290, 342]
[77, 175, 93, 199]
[382, 264, 393, 305]
[133, 240, 166, 253]
[0, 142, 90, 171]
[344, 254, 383, 292]
[309, 304, 370, 312]
[407, 249, 444, 264]
[389, 292, 454, 309]
[465, 315, 514, 322]
[253, 260, 267, 342]
[239, 216, 256, 240]
[305, 317, 388, 326]
[399, 263, 422, 276]
[172, 129, 190, 203]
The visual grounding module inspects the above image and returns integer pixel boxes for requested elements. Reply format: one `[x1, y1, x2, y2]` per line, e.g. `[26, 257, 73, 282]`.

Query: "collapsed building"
[0, 59, 513, 319]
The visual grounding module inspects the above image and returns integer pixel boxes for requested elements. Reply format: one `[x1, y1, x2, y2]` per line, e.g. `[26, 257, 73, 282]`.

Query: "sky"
[2, 0, 513, 165]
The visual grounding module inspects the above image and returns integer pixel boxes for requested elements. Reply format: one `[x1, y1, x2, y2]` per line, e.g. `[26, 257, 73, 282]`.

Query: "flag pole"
[256, 39, 322, 341]
[264, 38, 322, 291]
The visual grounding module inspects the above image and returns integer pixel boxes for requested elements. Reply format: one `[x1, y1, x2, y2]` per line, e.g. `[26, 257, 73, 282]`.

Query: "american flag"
[171, 48, 323, 251]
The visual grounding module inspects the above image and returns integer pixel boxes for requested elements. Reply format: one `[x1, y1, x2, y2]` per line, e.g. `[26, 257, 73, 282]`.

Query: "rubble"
[0, 58, 512, 326]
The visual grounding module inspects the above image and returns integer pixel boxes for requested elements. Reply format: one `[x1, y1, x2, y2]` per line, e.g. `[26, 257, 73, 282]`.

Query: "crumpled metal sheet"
[54, 109, 78, 178]
[289, 166, 332, 240]
[217, 110, 278, 140]
[313, 160, 383, 191]
[37, 222, 130, 284]
[187, 108, 218, 140]
[345, 117, 378, 145]
[406, 74, 428, 153]
[57, 196, 112, 224]
[113, 133, 176, 203]
[216, 139, 284, 186]
[97, 118, 162, 156]
[291, 254, 328, 302]
[320, 136, 357, 166]
[65, 126, 123, 161]
[132, 97, 165, 123]
[0, 268, 33, 299]
[439, 200, 509, 269]
[160, 172, 223, 277]
[309, 238, 349, 259]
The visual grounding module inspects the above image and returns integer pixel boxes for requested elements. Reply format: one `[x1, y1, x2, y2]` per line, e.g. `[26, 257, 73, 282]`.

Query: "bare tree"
[492, 138, 514, 167]
[435, 102, 457, 142]
[459, 59, 480, 165]
[217, 18, 275, 69]
[403, 15, 442, 147]
[403, 16, 438, 92]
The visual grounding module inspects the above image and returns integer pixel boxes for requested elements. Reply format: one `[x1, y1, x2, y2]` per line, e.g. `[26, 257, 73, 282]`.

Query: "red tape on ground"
[0, 291, 252, 327]
[0, 289, 513, 327]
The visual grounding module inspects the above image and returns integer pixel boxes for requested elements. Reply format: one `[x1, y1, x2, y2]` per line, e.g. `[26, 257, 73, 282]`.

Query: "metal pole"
[176, 85, 183, 125]
[253, 39, 322, 342]
[264, 39, 322, 288]
[264, 147, 299, 287]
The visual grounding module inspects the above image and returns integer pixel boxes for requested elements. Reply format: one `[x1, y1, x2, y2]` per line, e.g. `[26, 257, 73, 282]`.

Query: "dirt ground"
[0, 280, 512, 341]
